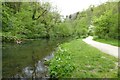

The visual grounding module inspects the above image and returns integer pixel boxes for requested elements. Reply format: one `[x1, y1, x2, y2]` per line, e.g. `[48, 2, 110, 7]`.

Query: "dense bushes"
[93, 10, 118, 39]
[49, 46, 75, 78]
[66, 2, 119, 40]
[52, 22, 73, 37]
[2, 2, 62, 42]
[92, 2, 119, 40]
[2, 1, 90, 43]
[2, 1, 119, 42]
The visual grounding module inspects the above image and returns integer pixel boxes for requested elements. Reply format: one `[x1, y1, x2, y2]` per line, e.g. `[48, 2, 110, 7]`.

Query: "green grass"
[93, 38, 120, 47]
[49, 39, 118, 78]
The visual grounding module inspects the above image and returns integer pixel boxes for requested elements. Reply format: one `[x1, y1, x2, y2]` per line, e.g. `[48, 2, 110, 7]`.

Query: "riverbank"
[49, 39, 118, 78]
[2, 38, 73, 78]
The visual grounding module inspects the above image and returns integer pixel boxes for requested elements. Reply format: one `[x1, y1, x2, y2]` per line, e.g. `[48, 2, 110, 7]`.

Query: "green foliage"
[93, 2, 119, 40]
[57, 11, 89, 39]
[2, 2, 61, 42]
[49, 46, 75, 78]
[55, 22, 73, 37]
[2, 1, 119, 42]
[50, 39, 118, 78]
[73, 17, 88, 38]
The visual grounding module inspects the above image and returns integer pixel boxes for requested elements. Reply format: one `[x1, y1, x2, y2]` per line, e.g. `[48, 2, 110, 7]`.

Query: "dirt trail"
[83, 36, 119, 58]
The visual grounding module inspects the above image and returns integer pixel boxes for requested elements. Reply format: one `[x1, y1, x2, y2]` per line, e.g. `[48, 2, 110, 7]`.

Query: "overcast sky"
[40, 0, 108, 17]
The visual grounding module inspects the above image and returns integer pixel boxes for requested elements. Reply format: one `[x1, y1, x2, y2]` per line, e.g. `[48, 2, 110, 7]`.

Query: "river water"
[2, 38, 72, 78]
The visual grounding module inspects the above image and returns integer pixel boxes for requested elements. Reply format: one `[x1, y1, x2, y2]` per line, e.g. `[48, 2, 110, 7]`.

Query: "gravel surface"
[83, 36, 120, 58]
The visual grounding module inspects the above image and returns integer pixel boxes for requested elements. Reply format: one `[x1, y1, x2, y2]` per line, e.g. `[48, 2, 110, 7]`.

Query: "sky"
[40, 0, 108, 17]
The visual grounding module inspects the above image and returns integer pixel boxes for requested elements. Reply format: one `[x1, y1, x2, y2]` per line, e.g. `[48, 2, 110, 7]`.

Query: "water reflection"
[2, 38, 72, 78]
[23, 53, 54, 78]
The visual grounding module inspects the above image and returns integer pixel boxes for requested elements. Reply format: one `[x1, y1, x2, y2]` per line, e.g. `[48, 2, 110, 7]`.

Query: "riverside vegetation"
[2, 1, 119, 43]
[49, 39, 118, 78]
[1, 0, 120, 78]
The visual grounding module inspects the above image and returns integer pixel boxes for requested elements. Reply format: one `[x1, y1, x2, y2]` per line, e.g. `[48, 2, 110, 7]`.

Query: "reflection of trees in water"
[3, 38, 72, 78]
[31, 50, 50, 79]
[32, 51, 37, 79]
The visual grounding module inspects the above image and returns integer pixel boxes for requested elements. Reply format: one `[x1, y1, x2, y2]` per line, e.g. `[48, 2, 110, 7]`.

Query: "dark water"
[2, 38, 72, 78]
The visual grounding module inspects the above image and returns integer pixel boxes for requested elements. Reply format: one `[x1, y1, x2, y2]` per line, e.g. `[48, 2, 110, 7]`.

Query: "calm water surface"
[2, 38, 72, 78]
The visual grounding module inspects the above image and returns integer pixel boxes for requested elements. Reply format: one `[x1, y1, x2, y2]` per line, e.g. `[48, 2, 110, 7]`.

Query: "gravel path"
[83, 36, 119, 58]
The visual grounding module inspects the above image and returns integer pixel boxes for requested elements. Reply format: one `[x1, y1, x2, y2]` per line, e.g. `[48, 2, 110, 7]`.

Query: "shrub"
[49, 46, 75, 78]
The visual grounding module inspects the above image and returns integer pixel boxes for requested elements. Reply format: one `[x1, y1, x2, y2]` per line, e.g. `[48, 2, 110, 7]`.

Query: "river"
[2, 38, 73, 78]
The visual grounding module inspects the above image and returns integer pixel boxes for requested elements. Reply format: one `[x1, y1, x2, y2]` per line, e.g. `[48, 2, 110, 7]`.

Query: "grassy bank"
[49, 39, 118, 78]
[93, 38, 120, 47]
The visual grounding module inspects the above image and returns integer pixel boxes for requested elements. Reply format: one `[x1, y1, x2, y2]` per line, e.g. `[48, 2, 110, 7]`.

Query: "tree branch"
[32, 7, 47, 20]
